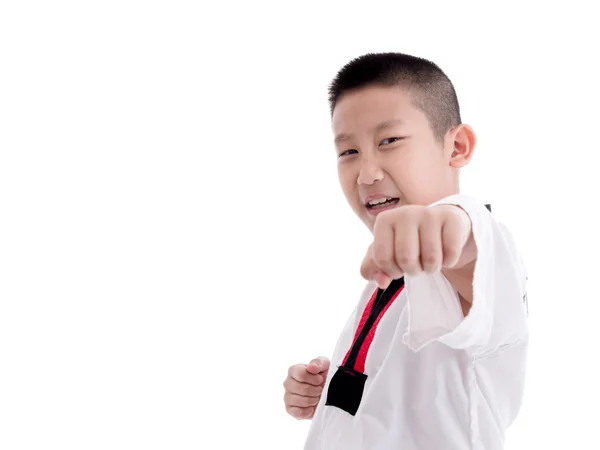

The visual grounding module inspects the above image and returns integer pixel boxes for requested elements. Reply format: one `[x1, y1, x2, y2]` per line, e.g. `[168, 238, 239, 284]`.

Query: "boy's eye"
[339, 149, 358, 157]
[381, 137, 403, 145]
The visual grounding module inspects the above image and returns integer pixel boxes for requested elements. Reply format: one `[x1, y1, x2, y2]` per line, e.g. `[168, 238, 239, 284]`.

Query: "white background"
[1, 1, 598, 449]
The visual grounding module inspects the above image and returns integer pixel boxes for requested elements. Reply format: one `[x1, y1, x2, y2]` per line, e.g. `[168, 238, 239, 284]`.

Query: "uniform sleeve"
[402, 194, 529, 355]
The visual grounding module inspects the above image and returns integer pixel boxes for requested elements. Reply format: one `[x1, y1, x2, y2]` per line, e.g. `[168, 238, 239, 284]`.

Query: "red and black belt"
[325, 277, 405, 416]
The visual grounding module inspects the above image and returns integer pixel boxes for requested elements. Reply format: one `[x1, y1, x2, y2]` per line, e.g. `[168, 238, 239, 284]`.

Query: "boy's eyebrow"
[334, 133, 353, 145]
[374, 119, 405, 132]
[333, 119, 405, 145]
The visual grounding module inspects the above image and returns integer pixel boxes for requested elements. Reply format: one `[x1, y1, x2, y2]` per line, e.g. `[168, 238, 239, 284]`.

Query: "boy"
[282, 53, 529, 450]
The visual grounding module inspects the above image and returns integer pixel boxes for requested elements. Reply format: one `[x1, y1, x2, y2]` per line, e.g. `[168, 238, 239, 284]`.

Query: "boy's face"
[332, 85, 475, 232]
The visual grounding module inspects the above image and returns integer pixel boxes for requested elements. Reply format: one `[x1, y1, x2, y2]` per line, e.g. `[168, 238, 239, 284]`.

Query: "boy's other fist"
[283, 356, 330, 420]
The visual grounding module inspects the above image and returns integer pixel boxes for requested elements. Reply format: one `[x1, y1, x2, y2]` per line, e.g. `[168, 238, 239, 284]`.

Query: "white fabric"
[304, 195, 529, 450]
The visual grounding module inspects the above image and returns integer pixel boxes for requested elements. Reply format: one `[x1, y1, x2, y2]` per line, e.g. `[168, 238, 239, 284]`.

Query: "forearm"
[442, 231, 477, 308]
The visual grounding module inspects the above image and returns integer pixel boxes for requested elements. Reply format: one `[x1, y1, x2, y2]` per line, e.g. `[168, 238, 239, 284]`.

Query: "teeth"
[368, 197, 392, 206]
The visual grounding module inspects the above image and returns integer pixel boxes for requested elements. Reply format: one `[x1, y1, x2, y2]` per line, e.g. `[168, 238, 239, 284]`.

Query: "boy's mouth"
[365, 197, 400, 215]
[366, 197, 400, 209]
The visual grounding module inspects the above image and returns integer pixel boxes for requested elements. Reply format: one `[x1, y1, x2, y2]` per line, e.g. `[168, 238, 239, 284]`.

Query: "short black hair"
[328, 52, 462, 142]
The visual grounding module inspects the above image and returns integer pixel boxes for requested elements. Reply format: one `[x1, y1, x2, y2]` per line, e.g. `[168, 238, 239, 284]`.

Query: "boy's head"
[329, 52, 476, 231]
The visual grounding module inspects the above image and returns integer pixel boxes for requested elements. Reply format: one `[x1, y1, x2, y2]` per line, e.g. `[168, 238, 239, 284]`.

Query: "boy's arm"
[405, 195, 528, 353]
[360, 194, 528, 353]
[441, 206, 478, 315]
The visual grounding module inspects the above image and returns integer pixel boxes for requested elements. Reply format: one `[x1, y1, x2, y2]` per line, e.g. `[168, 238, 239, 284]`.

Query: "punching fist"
[283, 356, 330, 420]
[361, 204, 472, 288]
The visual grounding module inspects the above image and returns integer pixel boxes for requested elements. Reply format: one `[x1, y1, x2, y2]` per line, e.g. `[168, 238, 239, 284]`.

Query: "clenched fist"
[283, 356, 330, 420]
[361, 204, 473, 288]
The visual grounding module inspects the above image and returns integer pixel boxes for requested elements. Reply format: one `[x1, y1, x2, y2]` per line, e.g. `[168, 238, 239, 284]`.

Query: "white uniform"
[304, 195, 529, 450]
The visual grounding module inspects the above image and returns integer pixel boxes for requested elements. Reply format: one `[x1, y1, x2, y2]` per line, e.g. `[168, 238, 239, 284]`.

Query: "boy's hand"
[361, 205, 472, 288]
[283, 356, 330, 420]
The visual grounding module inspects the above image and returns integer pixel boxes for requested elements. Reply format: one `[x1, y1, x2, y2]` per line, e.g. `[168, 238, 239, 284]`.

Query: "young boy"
[282, 53, 529, 450]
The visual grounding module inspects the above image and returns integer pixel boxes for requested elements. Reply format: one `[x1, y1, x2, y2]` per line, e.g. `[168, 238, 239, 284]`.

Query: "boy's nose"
[357, 161, 384, 185]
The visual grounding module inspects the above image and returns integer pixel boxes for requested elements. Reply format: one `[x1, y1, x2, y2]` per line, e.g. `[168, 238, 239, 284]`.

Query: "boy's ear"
[447, 124, 476, 169]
